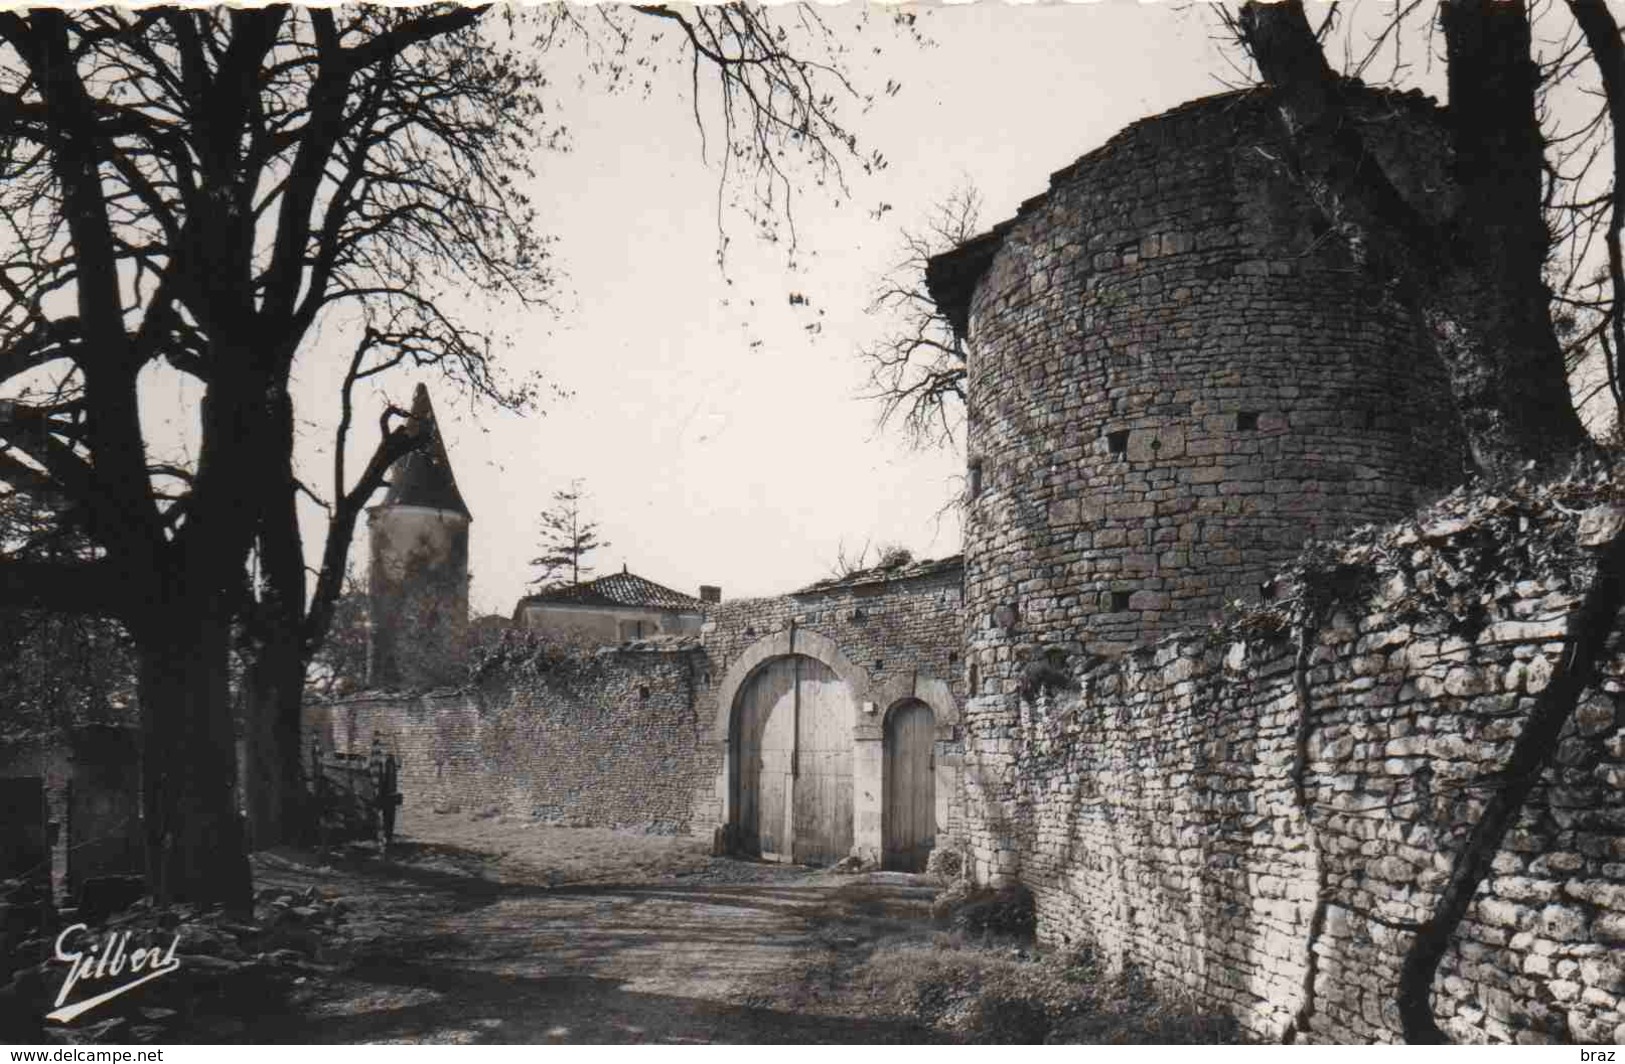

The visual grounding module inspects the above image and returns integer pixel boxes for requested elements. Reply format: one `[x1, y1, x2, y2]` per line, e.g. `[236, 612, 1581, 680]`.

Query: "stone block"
[1594, 913, 1625, 945]
[1049, 498, 1083, 526]
[1580, 956, 1625, 993]
[1577, 505, 1625, 548]
[1539, 904, 1590, 942]
[1575, 695, 1617, 737]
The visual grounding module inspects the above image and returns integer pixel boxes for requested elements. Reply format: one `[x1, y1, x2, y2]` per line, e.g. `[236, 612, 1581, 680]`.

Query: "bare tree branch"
[860, 185, 980, 449]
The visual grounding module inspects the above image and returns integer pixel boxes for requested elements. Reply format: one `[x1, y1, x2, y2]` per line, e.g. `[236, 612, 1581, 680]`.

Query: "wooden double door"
[734, 654, 854, 865]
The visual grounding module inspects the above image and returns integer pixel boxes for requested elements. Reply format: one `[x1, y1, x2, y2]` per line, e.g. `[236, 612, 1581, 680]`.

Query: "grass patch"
[848, 937, 1239, 1044]
[737, 878, 1241, 1044]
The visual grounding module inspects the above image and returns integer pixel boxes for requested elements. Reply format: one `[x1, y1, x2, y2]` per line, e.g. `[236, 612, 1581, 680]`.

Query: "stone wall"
[307, 558, 968, 850]
[513, 602, 704, 644]
[308, 645, 715, 833]
[943, 90, 1465, 662]
[704, 559, 966, 684]
[0, 739, 65, 900]
[960, 478, 1625, 1043]
[0, 726, 141, 904]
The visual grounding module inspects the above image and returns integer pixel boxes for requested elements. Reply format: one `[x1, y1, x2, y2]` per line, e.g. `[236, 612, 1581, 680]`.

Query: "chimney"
[699, 585, 721, 604]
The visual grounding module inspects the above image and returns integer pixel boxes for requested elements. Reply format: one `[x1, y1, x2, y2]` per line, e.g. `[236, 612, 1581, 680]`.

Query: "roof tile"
[518, 570, 706, 611]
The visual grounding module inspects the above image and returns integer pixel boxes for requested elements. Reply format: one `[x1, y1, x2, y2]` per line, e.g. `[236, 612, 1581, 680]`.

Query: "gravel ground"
[21, 812, 1230, 1045]
[233, 813, 942, 1044]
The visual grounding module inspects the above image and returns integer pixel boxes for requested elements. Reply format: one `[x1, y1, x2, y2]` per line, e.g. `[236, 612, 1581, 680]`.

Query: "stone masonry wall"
[960, 90, 1465, 662]
[701, 563, 965, 708]
[308, 647, 715, 832]
[0, 740, 67, 902]
[306, 560, 968, 850]
[366, 505, 471, 689]
[0, 728, 142, 904]
[963, 479, 1625, 1043]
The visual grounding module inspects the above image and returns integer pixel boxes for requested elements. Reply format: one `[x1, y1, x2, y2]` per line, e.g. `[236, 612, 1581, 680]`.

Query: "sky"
[271, 0, 1237, 617]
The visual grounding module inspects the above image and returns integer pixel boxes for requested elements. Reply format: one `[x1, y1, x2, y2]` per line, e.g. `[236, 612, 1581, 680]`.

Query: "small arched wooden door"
[734, 654, 854, 865]
[883, 699, 936, 871]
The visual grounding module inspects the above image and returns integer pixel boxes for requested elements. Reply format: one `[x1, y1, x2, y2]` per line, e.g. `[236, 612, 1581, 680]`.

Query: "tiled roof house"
[512, 567, 717, 644]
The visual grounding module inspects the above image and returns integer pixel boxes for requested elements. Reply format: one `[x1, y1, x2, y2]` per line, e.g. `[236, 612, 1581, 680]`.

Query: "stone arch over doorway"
[709, 627, 870, 860]
[868, 672, 961, 870]
[870, 672, 960, 738]
[711, 626, 870, 744]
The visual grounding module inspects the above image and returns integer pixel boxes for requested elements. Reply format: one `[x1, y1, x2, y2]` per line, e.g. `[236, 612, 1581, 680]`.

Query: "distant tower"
[366, 384, 471, 687]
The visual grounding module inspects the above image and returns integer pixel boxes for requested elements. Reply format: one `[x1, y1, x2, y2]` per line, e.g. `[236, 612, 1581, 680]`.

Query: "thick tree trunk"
[242, 634, 308, 850]
[137, 601, 252, 910]
[243, 413, 311, 850]
[1432, 0, 1589, 475]
[1422, 271, 1587, 479]
[1239, 0, 1590, 478]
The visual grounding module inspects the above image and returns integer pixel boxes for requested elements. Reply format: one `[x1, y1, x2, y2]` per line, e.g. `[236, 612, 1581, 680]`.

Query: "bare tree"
[529, 480, 611, 590]
[1552, 1, 1625, 422]
[860, 186, 981, 449]
[303, 564, 368, 700]
[565, 4, 900, 261]
[828, 539, 912, 580]
[1228, 0, 1590, 479]
[0, 5, 884, 903]
[1266, 0, 1625, 433]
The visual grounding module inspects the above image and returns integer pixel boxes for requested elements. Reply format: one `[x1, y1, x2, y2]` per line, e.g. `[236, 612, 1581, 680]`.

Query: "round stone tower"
[928, 88, 1465, 728]
[366, 384, 471, 687]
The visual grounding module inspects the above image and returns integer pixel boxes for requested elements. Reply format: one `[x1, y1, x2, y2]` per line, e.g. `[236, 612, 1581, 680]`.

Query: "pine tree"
[529, 480, 610, 589]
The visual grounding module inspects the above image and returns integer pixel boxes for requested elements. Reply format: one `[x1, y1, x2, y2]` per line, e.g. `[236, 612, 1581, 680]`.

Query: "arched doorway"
[883, 699, 936, 871]
[733, 654, 854, 865]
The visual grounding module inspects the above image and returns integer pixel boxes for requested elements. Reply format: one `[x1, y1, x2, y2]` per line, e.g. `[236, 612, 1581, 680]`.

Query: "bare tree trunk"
[1239, 0, 1589, 477]
[1435, 0, 1586, 472]
[244, 385, 420, 848]
[137, 369, 275, 903]
[1422, 272, 1586, 477]
[243, 393, 312, 850]
[242, 627, 307, 850]
[137, 602, 252, 910]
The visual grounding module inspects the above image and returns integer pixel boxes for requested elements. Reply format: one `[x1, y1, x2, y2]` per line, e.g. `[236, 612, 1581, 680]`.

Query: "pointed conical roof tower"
[366, 384, 471, 688]
[382, 384, 470, 517]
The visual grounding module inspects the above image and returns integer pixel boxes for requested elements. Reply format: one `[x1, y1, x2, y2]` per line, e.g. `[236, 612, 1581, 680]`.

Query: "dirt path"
[243, 816, 942, 1044]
